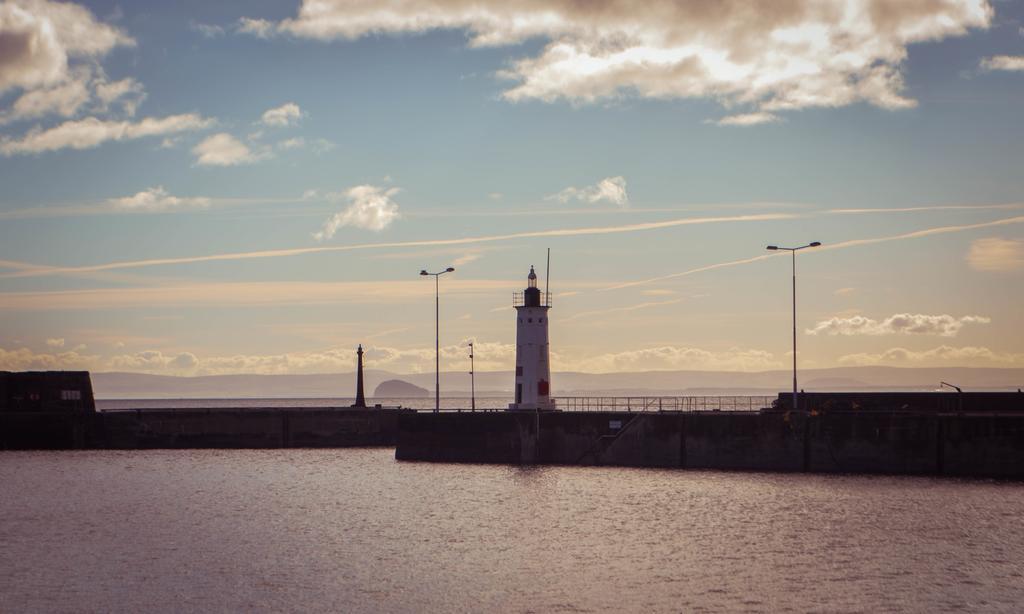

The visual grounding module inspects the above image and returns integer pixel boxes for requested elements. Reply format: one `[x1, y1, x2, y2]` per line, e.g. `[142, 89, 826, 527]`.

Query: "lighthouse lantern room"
[509, 266, 556, 411]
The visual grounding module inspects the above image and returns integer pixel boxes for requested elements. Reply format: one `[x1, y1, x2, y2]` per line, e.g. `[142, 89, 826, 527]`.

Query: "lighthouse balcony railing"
[553, 396, 775, 413]
[512, 292, 553, 307]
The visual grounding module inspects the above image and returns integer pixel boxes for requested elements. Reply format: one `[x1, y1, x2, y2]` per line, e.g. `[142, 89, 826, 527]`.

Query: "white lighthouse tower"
[509, 266, 556, 411]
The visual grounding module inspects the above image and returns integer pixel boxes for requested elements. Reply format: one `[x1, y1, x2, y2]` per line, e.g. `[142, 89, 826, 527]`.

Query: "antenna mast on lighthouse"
[545, 248, 550, 298]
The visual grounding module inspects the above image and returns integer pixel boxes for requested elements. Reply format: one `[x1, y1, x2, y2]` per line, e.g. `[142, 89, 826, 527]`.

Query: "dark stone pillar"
[353, 345, 367, 408]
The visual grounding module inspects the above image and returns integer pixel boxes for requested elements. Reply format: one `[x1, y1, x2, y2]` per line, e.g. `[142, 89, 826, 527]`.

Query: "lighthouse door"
[515, 383, 522, 404]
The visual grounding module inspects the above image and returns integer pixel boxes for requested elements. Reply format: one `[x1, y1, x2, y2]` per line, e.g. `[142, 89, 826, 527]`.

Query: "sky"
[1, 0, 1023, 377]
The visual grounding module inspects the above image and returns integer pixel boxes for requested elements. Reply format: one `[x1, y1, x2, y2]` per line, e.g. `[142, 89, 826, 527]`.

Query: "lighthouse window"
[528, 318, 533, 323]
[539, 318, 544, 323]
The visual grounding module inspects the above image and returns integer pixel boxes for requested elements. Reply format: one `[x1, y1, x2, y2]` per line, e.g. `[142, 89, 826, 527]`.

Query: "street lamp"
[766, 242, 821, 412]
[941, 381, 964, 413]
[468, 341, 476, 412]
[421, 267, 455, 413]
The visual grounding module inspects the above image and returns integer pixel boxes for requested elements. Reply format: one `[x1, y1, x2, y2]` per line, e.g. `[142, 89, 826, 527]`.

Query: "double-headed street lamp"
[766, 242, 821, 412]
[421, 267, 455, 413]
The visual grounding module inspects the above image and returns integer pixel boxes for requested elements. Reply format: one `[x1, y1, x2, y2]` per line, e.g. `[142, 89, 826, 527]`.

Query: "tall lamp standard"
[468, 341, 476, 413]
[766, 242, 821, 412]
[421, 267, 455, 413]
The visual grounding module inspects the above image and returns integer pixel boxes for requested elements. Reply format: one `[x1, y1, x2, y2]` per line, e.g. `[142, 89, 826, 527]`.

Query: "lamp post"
[941, 381, 963, 413]
[468, 341, 475, 412]
[421, 267, 455, 413]
[766, 242, 821, 412]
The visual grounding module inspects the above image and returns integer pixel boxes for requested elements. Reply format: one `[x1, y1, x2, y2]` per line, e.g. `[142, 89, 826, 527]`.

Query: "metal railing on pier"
[554, 396, 775, 413]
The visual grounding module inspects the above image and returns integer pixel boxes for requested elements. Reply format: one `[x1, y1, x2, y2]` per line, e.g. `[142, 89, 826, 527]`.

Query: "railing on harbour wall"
[553, 396, 775, 412]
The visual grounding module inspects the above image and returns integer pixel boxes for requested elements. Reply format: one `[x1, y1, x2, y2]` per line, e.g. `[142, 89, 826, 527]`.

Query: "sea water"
[1, 448, 1022, 612]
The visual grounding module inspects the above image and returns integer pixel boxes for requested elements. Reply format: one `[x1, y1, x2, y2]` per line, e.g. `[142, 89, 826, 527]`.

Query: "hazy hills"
[91, 366, 1024, 399]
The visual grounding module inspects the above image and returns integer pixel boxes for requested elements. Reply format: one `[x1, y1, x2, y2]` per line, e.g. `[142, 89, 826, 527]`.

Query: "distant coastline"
[89, 366, 1024, 399]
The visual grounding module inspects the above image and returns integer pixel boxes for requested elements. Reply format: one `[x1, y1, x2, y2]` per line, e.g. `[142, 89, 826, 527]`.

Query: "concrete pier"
[98, 408, 412, 449]
[1, 407, 412, 450]
[395, 410, 1024, 479]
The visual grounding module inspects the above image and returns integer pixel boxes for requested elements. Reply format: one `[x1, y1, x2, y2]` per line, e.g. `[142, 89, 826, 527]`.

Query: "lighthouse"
[509, 266, 556, 411]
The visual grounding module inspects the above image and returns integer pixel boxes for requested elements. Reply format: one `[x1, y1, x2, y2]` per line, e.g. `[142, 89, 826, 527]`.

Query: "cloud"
[257, 0, 992, 118]
[0, 65, 91, 124]
[574, 346, 780, 373]
[309, 138, 335, 154]
[277, 138, 335, 154]
[0, 66, 147, 126]
[314, 185, 402, 239]
[0, 340, 777, 375]
[980, 55, 1024, 72]
[0, 1, 154, 133]
[192, 132, 268, 166]
[190, 21, 225, 38]
[711, 112, 781, 127]
[548, 176, 628, 207]
[260, 102, 303, 126]
[807, 314, 990, 337]
[108, 350, 199, 371]
[833, 287, 856, 296]
[0, 346, 97, 371]
[277, 137, 304, 150]
[237, 17, 274, 38]
[94, 76, 145, 116]
[1, 113, 214, 155]
[967, 237, 1024, 271]
[45, 337, 64, 348]
[0, 0, 133, 95]
[838, 345, 1024, 367]
[0, 340, 514, 375]
[111, 186, 211, 211]
[452, 252, 481, 267]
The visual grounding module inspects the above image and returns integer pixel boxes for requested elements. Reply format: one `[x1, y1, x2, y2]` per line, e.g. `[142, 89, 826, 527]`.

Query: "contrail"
[818, 215, 1024, 251]
[601, 254, 779, 291]
[0, 213, 794, 279]
[600, 214, 1024, 291]
[828, 203, 1024, 215]
[561, 297, 686, 322]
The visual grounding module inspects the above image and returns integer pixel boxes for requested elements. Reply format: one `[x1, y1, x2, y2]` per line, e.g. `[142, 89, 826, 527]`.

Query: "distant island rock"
[374, 379, 429, 398]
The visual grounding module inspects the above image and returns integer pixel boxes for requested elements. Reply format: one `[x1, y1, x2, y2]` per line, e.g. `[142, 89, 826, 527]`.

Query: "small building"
[509, 266, 556, 411]
[0, 371, 96, 413]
